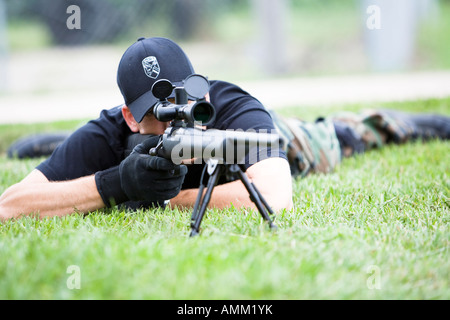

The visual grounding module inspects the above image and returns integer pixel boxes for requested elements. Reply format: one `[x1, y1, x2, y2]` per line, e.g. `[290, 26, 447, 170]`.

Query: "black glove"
[95, 136, 187, 207]
[119, 137, 187, 202]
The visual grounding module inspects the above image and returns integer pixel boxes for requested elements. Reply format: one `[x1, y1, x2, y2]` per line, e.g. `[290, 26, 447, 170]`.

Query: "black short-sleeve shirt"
[36, 80, 286, 189]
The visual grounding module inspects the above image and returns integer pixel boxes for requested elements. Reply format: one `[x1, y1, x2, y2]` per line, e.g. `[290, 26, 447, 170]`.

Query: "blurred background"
[0, 0, 449, 122]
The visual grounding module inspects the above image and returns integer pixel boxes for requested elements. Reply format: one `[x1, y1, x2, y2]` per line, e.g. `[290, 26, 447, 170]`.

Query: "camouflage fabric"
[269, 110, 341, 178]
[331, 109, 417, 148]
[270, 108, 450, 178]
[329, 108, 449, 155]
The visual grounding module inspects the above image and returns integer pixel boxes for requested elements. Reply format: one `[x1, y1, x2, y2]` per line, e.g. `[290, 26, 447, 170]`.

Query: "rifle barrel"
[158, 127, 280, 164]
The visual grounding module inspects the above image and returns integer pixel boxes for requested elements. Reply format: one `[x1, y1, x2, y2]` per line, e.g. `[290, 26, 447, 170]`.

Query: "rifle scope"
[151, 74, 216, 126]
[153, 99, 215, 126]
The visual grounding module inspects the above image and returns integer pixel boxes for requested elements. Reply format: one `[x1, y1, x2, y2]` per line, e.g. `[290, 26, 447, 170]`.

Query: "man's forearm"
[170, 179, 257, 210]
[0, 174, 105, 220]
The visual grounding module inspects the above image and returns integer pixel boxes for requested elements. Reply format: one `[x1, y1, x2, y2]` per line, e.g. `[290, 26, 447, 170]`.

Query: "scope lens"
[193, 103, 215, 125]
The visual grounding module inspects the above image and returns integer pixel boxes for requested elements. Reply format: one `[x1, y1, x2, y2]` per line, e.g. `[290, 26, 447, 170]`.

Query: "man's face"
[136, 111, 170, 135]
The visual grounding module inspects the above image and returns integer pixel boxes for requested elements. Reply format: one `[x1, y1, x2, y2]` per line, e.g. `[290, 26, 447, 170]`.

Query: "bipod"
[189, 159, 278, 237]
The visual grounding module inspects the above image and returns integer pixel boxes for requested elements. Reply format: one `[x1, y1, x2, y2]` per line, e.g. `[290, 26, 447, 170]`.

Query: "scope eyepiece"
[153, 100, 216, 126]
[182, 100, 216, 126]
[153, 101, 176, 122]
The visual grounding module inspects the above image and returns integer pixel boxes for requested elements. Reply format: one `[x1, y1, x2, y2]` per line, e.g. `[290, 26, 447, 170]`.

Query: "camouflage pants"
[270, 109, 450, 178]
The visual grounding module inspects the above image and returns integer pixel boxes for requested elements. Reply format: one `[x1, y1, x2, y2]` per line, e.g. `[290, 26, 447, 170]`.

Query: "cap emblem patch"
[142, 56, 160, 79]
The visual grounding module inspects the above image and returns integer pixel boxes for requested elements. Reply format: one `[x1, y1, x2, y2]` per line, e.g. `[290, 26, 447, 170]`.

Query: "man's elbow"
[0, 192, 14, 221]
[0, 184, 31, 221]
[280, 196, 294, 211]
[247, 158, 294, 212]
[0, 204, 5, 221]
[264, 188, 293, 212]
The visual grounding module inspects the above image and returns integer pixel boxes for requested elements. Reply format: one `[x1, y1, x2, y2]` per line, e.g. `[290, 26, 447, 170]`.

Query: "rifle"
[148, 74, 279, 236]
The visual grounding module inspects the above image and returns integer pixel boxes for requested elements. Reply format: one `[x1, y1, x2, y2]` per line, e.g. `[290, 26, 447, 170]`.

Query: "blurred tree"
[361, 0, 436, 71]
[171, 0, 201, 39]
[35, 0, 128, 45]
[6, 0, 216, 45]
[252, 0, 289, 75]
[0, 0, 7, 90]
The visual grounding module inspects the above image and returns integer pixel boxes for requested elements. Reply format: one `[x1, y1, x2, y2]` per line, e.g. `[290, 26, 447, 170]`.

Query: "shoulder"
[36, 105, 131, 181]
[209, 80, 261, 104]
[83, 105, 132, 146]
[88, 105, 128, 133]
[69, 105, 132, 155]
[208, 80, 273, 131]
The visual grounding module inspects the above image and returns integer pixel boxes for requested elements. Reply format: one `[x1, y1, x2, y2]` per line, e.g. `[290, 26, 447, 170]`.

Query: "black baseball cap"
[117, 37, 195, 123]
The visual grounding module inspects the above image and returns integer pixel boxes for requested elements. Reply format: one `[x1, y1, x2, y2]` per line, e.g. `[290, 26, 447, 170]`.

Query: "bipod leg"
[190, 165, 208, 223]
[190, 164, 222, 237]
[232, 164, 277, 231]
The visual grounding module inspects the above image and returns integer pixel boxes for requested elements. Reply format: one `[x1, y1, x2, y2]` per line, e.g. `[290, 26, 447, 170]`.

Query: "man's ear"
[122, 105, 139, 133]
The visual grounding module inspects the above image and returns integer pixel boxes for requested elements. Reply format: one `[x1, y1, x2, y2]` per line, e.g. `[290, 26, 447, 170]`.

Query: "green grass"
[0, 119, 86, 156]
[417, 1, 450, 70]
[0, 98, 449, 300]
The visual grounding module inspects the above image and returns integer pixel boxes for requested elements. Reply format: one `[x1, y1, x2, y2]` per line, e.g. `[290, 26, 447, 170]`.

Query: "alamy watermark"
[366, 5, 381, 30]
[366, 265, 381, 290]
[66, 5, 81, 30]
[66, 265, 81, 290]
